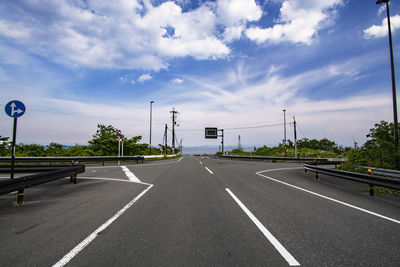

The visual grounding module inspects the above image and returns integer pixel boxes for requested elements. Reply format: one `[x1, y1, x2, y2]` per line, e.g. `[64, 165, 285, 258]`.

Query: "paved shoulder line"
[52, 183, 153, 267]
[226, 188, 300, 266]
[256, 169, 400, 225]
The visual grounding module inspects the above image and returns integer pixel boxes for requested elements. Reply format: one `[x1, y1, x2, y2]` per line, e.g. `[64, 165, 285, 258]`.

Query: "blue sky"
[1, 0, 400, 148]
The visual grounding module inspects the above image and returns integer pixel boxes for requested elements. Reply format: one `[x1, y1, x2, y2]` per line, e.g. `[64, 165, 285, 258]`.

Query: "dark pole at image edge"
[376, 0, 399, 167]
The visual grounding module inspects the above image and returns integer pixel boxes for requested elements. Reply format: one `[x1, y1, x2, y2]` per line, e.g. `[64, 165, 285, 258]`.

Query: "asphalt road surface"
[1, 156, 399, 266]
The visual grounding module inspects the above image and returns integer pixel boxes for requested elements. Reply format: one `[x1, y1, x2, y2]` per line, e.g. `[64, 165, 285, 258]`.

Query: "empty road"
[1, 156, 399, 266]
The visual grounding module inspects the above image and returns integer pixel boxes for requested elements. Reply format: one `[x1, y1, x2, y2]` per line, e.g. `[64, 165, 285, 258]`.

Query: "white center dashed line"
[205, 167, 213, 174]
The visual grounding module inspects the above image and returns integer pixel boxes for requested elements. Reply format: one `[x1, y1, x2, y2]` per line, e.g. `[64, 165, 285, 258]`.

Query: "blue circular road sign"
[5, 100, 26, 118]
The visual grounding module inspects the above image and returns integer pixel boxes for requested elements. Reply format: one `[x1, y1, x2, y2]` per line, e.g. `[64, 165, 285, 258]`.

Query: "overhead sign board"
[5, 100, 25, 118]
[205, 127, 218, 139]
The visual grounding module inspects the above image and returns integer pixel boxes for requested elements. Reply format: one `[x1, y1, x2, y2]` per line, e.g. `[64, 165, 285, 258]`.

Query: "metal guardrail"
[0, 165, 85, 204]
[220, 154, 345, 165]
[357, 166, 400, 179]
[304, 164, 400, 196]
[0, 156, 145, 165]
[0, 164, 75, 173]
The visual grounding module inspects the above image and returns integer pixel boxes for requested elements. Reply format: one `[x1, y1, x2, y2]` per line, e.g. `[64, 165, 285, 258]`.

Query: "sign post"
[5, 100, 26, 204]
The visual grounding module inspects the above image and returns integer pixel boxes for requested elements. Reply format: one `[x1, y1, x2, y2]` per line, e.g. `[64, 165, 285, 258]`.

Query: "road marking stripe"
[52, 183, 153, 267]
[256, 171, 400, 225]
[226, 188, 300, 266]
[121, 166, 142, 183]
[199, 161, 203, 165]
[79, 177, 152, 186]
[260, 167, 304, 172]
[205, 167, 213, 174]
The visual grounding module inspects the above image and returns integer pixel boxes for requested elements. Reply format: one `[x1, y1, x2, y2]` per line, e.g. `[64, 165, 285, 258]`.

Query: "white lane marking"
[205, 167, 214, 174]
[79, 177, 151, 186]
[226, 188, 300, 266]
[52, 183, 153, 267]
[256, 171, 400, 225]
[177, 157, 183, 162]
[260, 167, 304, 172]
[121, 166, 142, 183]
[199, 161, 203, 165]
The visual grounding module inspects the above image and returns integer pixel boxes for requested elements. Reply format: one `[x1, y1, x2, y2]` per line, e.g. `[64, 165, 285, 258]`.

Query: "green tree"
[45, 142, 65, 156]
[124, 136, 149, 155]
[65, 145, 95, 156]
[0, 136, 10, 156]
[15, 144, 45, 156]
[88, 124, 124, 156]
[363, 120, 399, 169]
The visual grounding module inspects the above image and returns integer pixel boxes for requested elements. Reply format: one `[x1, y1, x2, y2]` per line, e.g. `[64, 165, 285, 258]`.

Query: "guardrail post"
[368, 169, 374, 196]
[70, 174, 77, 184]
[369, 183, 374, 196]
[16, 189, 24, 205]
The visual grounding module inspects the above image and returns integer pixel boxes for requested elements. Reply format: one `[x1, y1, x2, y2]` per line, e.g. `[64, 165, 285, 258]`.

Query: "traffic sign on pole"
[5, 100, 25, 118]
[5, 100, 26, 203]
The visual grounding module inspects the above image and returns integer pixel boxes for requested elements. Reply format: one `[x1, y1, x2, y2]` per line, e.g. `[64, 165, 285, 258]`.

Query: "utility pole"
[293, 116, 297, 159]
[170, 107, 178, 153]
[220, 129, 224, 154]
[149, 101, 154, 155]
[283, 109, 287, 157]
[238, 135, 241, 149]
[164, 124, 168, 156]
[376, 0, 399, 168]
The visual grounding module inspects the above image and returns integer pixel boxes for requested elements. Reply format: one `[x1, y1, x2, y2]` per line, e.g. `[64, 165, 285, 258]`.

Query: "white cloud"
[172, 78, 184, 84]
[217, 0, 262, 42]
[246, 0, 343, 44]
[0, 56, 392, 147]
[364, 15, 400, 39]
[378, 5, 386, 16]
[0, 0, 239, 71]
[138, 74, 152, 83]
[0, 20, 31, 39]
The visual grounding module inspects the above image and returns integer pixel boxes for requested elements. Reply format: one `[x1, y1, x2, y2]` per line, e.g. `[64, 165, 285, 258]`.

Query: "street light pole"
[376, 0, 399, 167]
[283, 109, 287, 157]
[149, 101, 154, 155]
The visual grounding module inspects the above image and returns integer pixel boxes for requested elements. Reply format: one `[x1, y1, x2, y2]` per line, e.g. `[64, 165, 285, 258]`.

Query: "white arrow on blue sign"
[5, 100, 26, 118]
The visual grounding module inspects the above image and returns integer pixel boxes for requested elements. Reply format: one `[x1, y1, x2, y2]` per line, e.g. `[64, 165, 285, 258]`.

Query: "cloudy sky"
[1, 0, 400, 148]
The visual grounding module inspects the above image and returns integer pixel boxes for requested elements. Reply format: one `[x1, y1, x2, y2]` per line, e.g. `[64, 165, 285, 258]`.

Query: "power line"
[296, 123, 308, 139]
[176, 122, 285, 132]
[225, 123, 284, 131]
